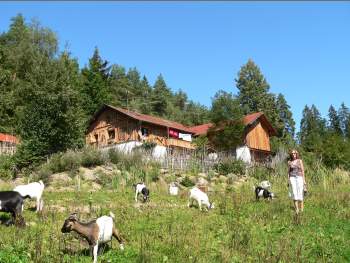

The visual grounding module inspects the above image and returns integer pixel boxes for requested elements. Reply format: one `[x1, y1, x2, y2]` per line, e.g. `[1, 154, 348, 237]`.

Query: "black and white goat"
[61, 212, 124, 263]
[133, 183, 149, 203]
[0, 191, 29, 226]
[259, 180, 271, 189]
[14, 180, 45, 212]
[255, 186, 275, 200]
[188, 187, 214, 211]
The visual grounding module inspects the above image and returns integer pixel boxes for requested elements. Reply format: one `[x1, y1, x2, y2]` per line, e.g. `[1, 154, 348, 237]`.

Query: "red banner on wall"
[169, 129, 179, 138]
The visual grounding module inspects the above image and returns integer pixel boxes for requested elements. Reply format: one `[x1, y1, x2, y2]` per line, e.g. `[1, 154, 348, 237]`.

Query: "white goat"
[61, 212, 124, 263]
[188, 187, 214, 211]
[13, 180, 45, 212]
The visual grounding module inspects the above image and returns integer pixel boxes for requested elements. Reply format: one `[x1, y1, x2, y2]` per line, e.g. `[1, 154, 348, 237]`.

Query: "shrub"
[122, 151, 144, 170]
[0, 155, 15, 180]
[214, 159, 246, 176]
[146, 165, 160, 182]
[45, 150, 81, 174]
[81, 146, 105, 167]
[108, 148, 123, 165]
[140, 141, 157, 151]
[180, 176, 195, 187]
[248, 166, 272, 181]
[36, 163, 52, 182]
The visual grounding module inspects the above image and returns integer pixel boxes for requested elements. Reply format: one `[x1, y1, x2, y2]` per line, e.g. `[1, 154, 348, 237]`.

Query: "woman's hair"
[289, 149, 300, 160]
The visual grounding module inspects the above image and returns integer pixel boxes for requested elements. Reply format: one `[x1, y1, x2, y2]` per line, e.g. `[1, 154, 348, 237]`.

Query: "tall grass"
[0, 168, 349, 262]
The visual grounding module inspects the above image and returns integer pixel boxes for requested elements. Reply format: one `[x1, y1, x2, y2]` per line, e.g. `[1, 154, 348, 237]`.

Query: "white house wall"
[100, 141, 167, 159]
[236, 145, 251, 164]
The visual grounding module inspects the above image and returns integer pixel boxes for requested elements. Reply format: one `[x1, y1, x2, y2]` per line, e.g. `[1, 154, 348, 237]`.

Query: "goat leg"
[112, 227, 124, 250]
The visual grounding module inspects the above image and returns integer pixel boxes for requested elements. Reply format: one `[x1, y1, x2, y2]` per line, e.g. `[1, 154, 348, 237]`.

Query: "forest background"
[0, 14, 350, 174]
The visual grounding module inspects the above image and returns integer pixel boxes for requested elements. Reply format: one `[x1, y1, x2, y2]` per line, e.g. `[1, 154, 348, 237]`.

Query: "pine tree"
[270, 93, 296, 151]
[81, 47, 111, 116]
[137, 76, 153, 114]
[338, 102, 350, 138]
[275, 93, 295, 139]
[109, 64, 131, 109]
[235, 59, 280, 135]
[126, 67, 142, 96]
[182, 101, 210, 126]
[207, 90, 244, 151]
[299, 104, 326, 152]
[151, 74, 171, 117]
[328, 105, 342, 135]
[173, 90, 188, 111]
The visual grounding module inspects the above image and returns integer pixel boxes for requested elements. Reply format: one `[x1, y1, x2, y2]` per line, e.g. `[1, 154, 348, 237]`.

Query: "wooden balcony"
[166, 138, 195, 150]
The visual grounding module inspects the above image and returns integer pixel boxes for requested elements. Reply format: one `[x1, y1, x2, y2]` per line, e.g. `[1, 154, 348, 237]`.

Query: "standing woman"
[288, 149, 307, 214]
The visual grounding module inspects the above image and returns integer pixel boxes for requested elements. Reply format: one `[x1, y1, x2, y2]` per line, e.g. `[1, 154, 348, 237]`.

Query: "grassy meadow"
[0, 172, 349, 263]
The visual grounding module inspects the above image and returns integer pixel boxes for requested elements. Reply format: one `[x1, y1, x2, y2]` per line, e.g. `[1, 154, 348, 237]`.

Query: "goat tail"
[22, 195, 31, 200]
[39, 180, 45, 187]
[109, 211, 115, 220]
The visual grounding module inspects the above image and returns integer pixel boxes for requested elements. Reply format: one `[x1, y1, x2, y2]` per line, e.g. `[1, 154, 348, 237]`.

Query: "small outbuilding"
[189, 112, 277, 163]
[0, 133, 18, 155]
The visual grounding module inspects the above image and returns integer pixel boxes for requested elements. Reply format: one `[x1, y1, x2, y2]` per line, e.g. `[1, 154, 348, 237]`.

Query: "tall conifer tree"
[81, 47, 111, 116]
[235, 59, 280, 135]
[338, 102, 350, 138]
[207, 90, 244, 151]
[328, 105, 342, 135]
[151, 74, 171, 117]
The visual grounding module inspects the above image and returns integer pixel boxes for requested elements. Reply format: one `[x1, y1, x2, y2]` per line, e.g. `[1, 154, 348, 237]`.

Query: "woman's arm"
[300, 159, 306, 184]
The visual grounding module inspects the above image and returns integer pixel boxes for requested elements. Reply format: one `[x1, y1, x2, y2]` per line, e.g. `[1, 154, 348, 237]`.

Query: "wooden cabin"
[86, 105, 195, 158]
[0, 133, 18, 155]
[189, 112, 277, 163]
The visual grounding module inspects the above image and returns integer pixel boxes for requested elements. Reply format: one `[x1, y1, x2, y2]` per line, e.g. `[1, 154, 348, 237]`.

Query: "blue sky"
[1, 2, 350, 132]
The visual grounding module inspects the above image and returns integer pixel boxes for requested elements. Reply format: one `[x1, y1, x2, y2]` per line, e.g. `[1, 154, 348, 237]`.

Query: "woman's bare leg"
[299, 201, 304, 212]
[293, 200, 299, 214]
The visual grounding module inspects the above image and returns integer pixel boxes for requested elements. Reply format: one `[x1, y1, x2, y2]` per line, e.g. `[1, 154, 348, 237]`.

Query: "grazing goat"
[259, 180, 271, 189]
[0, 191, 29, 226]
[255, 186, 275, 200]
[61, 212, 124, 263]
[188, 187, 214, 211]
[133, 183, 149, 202]
[169, 182, 179, 196]
[14, 180, 45, 212]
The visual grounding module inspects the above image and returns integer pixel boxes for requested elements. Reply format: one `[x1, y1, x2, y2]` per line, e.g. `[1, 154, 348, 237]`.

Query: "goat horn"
[69, 212, 78, 218]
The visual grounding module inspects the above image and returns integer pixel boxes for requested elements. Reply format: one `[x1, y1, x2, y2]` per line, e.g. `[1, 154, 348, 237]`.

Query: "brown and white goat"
[61, 212, 124, 263]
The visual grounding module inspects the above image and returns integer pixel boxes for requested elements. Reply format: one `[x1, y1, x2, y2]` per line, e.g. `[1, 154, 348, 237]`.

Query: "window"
[141, 127, 149, 137]
[108, 129, 115, 140]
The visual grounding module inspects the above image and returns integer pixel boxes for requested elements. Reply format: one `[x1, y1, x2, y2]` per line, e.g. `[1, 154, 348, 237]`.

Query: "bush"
[146, 165, 160, 182]
[122, 151, 144, 170]
[0, 155, 15, 180]
[108, 148, 123, 165]
[214, 159, 246, 176]
[36, 163, 52, 182]
[248, 166, 272, 181]
[47, 150, 81, 174]
[180, 176, 195, 187]
[81, 146, 105, 167]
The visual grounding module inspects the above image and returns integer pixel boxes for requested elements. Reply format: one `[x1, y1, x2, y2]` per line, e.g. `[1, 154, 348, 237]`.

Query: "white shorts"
[289, 176, 304, 201]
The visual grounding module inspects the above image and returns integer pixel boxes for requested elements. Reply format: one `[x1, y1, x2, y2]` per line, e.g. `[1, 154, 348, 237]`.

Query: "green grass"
[0, 179, 349, 263]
